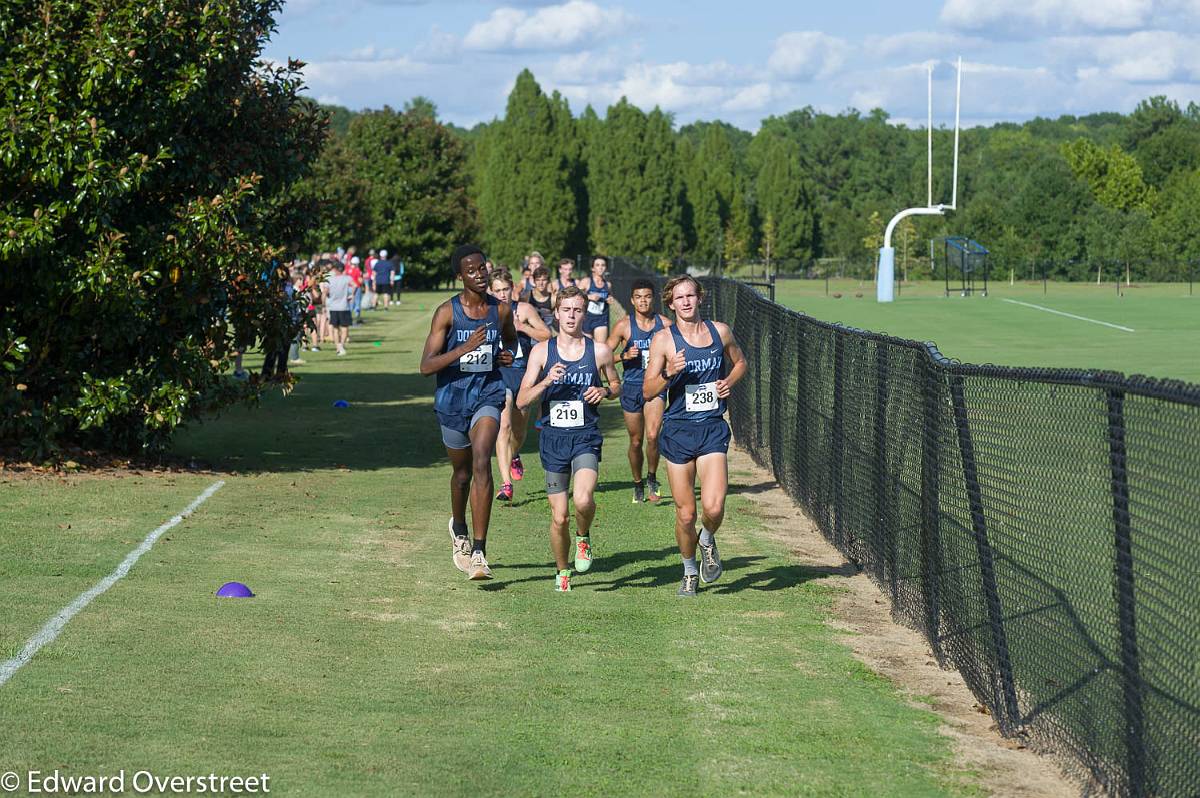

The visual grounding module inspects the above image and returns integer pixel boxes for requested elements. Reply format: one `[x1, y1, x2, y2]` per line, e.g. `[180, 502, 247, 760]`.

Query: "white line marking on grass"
[0, 480, 225, 687]
[1001, 299, 1135, 332]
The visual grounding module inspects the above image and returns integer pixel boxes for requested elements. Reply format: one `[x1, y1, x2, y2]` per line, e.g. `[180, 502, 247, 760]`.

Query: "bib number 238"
[550, 400, 584, 428]
[685, 382, 718, 412]
[459, 347, 492, 372]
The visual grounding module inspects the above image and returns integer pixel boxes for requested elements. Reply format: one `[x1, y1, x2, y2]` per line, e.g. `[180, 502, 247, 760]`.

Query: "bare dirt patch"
[725, 443, 1082, 798]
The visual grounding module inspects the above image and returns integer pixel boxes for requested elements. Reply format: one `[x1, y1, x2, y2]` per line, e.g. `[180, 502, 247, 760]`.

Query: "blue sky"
[263, 0, 1200, 130]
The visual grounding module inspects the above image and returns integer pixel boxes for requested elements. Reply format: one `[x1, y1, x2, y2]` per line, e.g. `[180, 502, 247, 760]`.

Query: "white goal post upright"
[877, 57, 963, 303]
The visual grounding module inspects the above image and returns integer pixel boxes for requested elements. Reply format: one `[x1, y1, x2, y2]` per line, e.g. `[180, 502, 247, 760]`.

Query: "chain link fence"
[609, 257, 1200, 797]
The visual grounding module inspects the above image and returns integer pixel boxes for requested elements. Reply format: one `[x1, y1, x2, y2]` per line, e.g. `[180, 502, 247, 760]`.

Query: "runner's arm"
[497, 302, 517, 366]
[419, 303, 482, 376]
[715, 322, 747, 397]
[516, 342, 559, 410]
[518, 302, 552, 342]
[642, 328, 674, 400]
[597, 342, 621, 401]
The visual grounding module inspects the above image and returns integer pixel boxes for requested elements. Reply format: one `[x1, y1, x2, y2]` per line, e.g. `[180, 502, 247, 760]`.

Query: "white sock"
[699, 527, 714, 546]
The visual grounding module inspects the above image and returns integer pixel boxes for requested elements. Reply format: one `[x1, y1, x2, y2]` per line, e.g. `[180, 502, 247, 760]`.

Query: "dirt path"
[726, 444, 1084, 798]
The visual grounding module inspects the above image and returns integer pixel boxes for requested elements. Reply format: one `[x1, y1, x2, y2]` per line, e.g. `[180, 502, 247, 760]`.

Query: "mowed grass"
[0, 293, 980, 797]
[770, 279, 1200, 383]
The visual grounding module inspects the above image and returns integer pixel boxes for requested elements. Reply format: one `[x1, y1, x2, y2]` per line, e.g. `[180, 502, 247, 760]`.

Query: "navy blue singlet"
[434, 295, 504, 425]
[664, 321, 727, 423]
[623, 314, 664, 383]
[538, 338, 601, 432]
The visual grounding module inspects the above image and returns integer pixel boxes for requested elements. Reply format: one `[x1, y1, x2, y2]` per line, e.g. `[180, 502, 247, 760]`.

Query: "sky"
[263, 0, 1200, 130]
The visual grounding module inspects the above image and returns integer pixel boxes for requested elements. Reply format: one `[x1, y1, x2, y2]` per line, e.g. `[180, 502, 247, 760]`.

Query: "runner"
[419, 245, 517, 581]
[488, 270, 552, 502]
[606, 278, 671, 503]
[517, 286, 621, 593]
[578, 255, 614, 342]
[553, 258, 576, 296]
[523, 265, 556, 333]
[642, 275, 747, 597]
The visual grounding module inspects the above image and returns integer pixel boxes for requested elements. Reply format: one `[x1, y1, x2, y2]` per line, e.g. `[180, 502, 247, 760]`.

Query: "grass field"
[0, 293, 984, 796]
[767, 279, 1200, 383]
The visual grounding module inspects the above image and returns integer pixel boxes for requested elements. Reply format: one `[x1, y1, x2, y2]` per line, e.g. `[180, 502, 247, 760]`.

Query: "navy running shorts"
[659, 417, 731, 465]
[539, 427, 603, 475]
[620, 380, 665, 414]
[583, 312, 609, 334]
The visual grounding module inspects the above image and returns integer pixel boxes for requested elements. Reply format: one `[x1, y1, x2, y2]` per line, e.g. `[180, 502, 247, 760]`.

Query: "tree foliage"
[0, 0, 324, 455]
[295, 106, 478, 287]
[477, 70, 579, 266]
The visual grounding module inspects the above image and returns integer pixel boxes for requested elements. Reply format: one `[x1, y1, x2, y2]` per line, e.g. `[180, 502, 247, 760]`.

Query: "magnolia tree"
[0, 0, 325, 455]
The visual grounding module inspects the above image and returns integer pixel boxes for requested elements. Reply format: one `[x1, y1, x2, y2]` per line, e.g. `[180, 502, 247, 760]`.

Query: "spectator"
[346, 255, 365, 325]
[373, 251, 394, 310]
[322, 260, 355, 356]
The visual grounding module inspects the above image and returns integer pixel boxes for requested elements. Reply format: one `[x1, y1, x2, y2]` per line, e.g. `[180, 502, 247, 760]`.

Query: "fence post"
[1107, 388, 1147, 796]
[832, 334, 846, 549]
[920, 348, 944, 660]
[794, 323, 809, 507]
[875, 343, 895, 599]
[949, 374, 1021, 732]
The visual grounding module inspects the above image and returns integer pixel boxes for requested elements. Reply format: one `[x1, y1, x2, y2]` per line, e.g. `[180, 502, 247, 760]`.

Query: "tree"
[0, 0, 324, 455]
[348, 107, 479, 287]
[477, 70, 580, 265]
[755, 138, 819, 267]
[684, 124, 737, 263]
[1062, 139, 1154, 212]
[588, 100, 684, 261]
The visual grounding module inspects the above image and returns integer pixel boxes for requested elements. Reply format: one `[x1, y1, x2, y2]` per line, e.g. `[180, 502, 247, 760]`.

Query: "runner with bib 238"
[642, 275, 747, 597]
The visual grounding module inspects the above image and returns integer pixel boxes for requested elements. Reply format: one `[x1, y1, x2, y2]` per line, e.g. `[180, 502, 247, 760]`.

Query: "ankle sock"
[451, 520, 468, 538]
[683, 557, 699, 576]
[699, 527, 715, 546]
[472, 538, 486, 555]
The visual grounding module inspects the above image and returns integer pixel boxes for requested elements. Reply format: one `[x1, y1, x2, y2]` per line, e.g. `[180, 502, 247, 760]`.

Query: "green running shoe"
[632, 482, 645, 504]
[574, 536, 594, 573]
[555, 569, 572, 592]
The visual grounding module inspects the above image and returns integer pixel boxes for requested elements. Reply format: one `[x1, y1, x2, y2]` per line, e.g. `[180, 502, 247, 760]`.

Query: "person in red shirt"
[346, 255, 365, 325]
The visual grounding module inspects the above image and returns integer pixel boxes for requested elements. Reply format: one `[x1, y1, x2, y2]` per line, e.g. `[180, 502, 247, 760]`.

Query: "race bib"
[549, 400, 584, 428]
[459, 346, 492, 373]
[640, 347, 650, 370]
[588, 300, 605, 315]
[515, 340, 524, 360]
[685, 382, 719, 412]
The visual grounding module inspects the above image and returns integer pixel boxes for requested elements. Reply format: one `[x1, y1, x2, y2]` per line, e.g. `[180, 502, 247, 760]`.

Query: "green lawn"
[769, 279, 1200, 383]
[0, 293, 980, 797]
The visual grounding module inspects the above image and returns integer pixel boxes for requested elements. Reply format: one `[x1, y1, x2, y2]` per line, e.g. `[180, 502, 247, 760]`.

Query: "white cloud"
[1052, 31, 1200, 82]
[463, 1, 634, 52]
[767, 32, 851, 81]
[548, 60, 766, 115]
[300, 56, 427, 91]
[863, 31, 989, 60]
[939, 0, 1199, 34]
[721, 82, 774, 112]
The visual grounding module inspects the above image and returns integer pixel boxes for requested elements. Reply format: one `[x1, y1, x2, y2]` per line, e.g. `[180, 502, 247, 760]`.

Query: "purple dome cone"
[216, 581, 254, 598]
[332, 400, 350, 408]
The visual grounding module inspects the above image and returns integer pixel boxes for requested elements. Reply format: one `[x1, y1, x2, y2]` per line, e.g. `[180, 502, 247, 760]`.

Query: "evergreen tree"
[755, 137, 819, 266]
[477, 70, 579, 265]
[684, 124, 737, 263]
[589, 100, 683, 262]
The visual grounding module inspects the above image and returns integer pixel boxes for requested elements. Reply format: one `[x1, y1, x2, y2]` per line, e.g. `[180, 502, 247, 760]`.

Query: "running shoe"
[646, 476, 661, 503]
[555, 569, 571, 592]
[632, 482, 645, 504]
[677, 574, 699, 597]
[310, 346, 321, 352]
[698, 537, 723, 584]
[511, 456, 525, 481]
[448, 518, 471, 573]
[574, 537, 593, 573]
[496, 482, 513, 502]
[468, 550, 493, 580]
